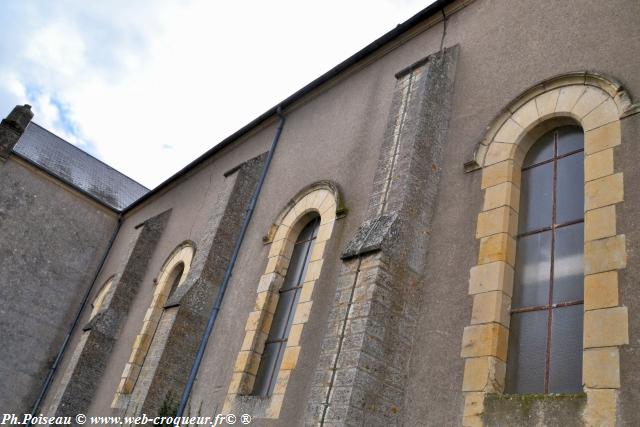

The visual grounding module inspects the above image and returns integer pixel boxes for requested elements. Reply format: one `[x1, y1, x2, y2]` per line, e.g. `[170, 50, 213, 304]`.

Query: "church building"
[1, 0, 639, 425]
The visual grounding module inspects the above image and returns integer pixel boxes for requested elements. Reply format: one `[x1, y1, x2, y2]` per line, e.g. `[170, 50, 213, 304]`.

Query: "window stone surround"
[462, 72, 635, 427]
[223, 182, 341, 419]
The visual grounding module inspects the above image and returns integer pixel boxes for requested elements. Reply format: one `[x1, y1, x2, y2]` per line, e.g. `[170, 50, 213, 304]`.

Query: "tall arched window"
[252, 215, 320, 397]
[505, 125, 584, 394]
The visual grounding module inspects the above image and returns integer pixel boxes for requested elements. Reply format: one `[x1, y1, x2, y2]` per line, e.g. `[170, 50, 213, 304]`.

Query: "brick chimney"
[0, 104, 34, 161]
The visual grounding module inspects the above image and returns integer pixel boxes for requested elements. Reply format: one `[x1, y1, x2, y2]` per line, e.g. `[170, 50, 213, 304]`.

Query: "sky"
[0, 0, 435, 189]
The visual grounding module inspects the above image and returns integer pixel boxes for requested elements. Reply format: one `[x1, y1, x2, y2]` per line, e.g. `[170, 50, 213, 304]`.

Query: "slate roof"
[12, 122, 149, 211]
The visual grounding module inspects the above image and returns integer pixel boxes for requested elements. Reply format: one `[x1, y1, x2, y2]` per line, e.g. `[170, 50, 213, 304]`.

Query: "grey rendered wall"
[40, 0, 640, 425]
[0, 158, 118, 414]
[403, 0, 640, 425]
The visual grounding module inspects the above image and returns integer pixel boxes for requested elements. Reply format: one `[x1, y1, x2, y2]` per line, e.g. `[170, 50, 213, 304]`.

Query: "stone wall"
[0, 157, 118, 414]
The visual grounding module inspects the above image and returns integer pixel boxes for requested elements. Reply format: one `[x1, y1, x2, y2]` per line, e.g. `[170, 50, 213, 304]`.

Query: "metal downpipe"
[176, 106, 286, 417]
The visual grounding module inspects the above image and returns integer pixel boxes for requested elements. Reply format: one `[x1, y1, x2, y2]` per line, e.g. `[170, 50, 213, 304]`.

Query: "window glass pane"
[268, 289, 296, 340]
[519, 163, 553, 233]
[281, 218, 318, 291]
[553, 223, 584, 304]
[513, 231, 552, 308]
[252, 342, 282, 397]
[556, 153, 584, 224]
[549, 305, 583, 393]
[505, 310, 548, 394]
[281, 242, 309, 291]
[297, 217, 318, 242]
[522, 130, 554, 167]
[557, 126, 583, 156]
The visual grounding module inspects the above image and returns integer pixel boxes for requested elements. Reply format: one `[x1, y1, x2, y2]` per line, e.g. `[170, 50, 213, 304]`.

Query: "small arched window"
[506, 125, 584, 394]
[252, 215, 320, 397]
[112, 243, 194, 405]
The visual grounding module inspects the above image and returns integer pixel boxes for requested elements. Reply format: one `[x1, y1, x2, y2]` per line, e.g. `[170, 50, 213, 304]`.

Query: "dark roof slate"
[13, 122, 148, 211]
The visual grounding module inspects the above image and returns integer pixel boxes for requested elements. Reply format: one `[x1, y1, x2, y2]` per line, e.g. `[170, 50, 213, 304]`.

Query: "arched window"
[505, 125, 584, 394]
[113, 243, 194, 406]
[252, 215, 320, 397]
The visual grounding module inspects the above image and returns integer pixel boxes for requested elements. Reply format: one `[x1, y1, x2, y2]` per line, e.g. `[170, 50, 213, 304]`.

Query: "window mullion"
[544, 131, 560, 393]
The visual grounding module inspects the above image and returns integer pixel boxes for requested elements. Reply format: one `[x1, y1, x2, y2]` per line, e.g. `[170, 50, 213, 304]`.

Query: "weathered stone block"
[585, 121, 620, 155]
[254, 291, 278, 314]
[471, 291, 511, 327]
[511, 99, 539, 130]
[462, 356, 505, 392]
[585, 148, 614, 182]
[299, 280, 315, 303]
[584, 306, 628, 348]
[461, 323, 508, 361]
[463, 391, 485, 417]
[304, 259, 324, 282]
[585, 173, 623, 211]
[584, 234, 626, 274]
[572, 87, 607, 118]
[281, 346, 301, 370]
[462, 414, 483, 427]
[582, 99, 618, 131]
[288, 324, 304, 347]
[478, 233, 516, 267]
[245, 311, 262, 331]
[493, 118, 523, 144]
[583, 347, 620, 388]
[241, 329, 268, 352]
[268, 236, 295, 259]
[481, 161, 520, 189]
[257, 272, 284, 293]
[293, 301, 313, 324]
[274, 370, 291, 395]
[484, 142, 519, 166]
[584, 205, 616, 242]
[583, 388, 617, 426]
[228, 372, 255, 395]
[310, 241, 326, 261]
[535, 89, 560, 117]
[234, 350, 261, 375]
[483, 181, 520, 212]
[476, 206, 517, 238]
[469, 261, 514, 296]
[265, 254, 289, 276]
[555, 85, 585, 113]
[584, 271, 618, 311]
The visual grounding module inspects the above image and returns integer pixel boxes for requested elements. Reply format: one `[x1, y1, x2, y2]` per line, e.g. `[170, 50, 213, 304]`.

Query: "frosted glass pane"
[519, 163, 553, 233]
[281, 239, 309, 291]
[556, 153, 584, 224]
[557, 126, 583, 156]
[513, 231, 552, 308]
[553, 223, 584, 304]
[523, 131, 554, 167]
[506, 310, 548, 394]
[253, 342, 281, 396]
[549, 305, 583, 393]
[269, 290, 295, 340]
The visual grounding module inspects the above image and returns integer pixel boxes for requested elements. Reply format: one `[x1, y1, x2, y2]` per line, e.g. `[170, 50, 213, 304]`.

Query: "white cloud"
[0, 0, 434, 188]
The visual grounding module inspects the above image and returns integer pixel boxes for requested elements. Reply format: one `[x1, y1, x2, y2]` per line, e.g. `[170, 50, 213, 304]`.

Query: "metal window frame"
[510, 128, 584, 394]
[253, 216, 320, 397]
